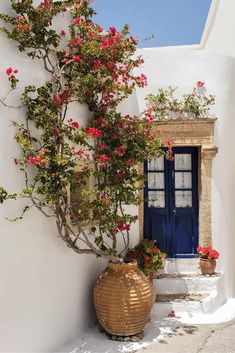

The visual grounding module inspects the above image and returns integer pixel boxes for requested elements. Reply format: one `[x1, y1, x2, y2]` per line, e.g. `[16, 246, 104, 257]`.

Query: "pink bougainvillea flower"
[109, 27, 117, 36]
[60, 30, 66, 37]
[92, 60, 102, 69]
[97, 117, 106, 126]
[146, 117, 154, 123]
[5, 68, 13, 76]
[53, 91, 70, 106]
[101, 41, 109, 49]
[98, 144, 107, 151]
[39, 0, 50, 10]
[16, 16, 24, 22]
[72, 16, 82, 25]
[128, 159, 135, 167]
[85, 127, 102, 137]
[168, 310, 176, 318]
[98, 154, 111, 162]
[72, 121, 79, 129]
[16, 24, 31, 32]
[197, 81, 205, 87]
[27, 156, 45, 167]
[69, 37, 82, 47]
[165, 139, 173, 148]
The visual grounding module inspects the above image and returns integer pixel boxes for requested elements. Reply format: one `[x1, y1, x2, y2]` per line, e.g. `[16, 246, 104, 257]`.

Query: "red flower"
[116, 221, 131, 232]
[116, 172, 125, 179]
[92, 60, 102, 69]
[144, 255, 150, 262]
[85, 127, 102, 137]
[6, 68, 13, 76]
[197, 246, 219, 260]
[197, 81, 205, 87]
[128, 159, 135, 167]
[109, 27, 117, 36]
[73, 55, 81, 63]
[101, 41, 109, 49]
[72, 121, 79, 129]
[151, 247, 157, 254]
[114, 145, 126, 156]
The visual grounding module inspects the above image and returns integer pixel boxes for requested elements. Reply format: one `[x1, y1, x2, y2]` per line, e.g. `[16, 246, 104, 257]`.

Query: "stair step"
[153, 273, 223, 295]
[163, 258, 199, 274]
[153, 290, 226, 320]
[155, 293, 208, 302]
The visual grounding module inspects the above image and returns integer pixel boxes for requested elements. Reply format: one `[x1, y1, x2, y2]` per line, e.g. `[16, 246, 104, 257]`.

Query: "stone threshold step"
[154, 272, 220, 279]
[155, 293, 208, 303]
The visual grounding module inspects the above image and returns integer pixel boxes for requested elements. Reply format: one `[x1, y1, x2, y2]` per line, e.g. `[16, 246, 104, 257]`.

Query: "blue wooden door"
[144, 147, 198, 258]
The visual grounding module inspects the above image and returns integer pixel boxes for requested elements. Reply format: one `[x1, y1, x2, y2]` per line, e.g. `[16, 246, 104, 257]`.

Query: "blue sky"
[93, 0, 212, 48]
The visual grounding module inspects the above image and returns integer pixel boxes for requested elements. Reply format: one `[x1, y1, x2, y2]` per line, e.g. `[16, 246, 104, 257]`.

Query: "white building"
[0, 0, 235, 351]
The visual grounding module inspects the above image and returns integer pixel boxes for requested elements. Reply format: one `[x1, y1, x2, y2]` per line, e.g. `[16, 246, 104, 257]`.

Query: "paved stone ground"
[134, 319, 235, 353]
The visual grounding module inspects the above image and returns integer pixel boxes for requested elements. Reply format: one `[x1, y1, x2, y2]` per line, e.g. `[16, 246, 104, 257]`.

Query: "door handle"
[173, 209, 176, 215]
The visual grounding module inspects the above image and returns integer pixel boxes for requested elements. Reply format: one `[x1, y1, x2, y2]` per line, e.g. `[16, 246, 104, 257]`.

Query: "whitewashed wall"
[133, 47, 235, 298]
[202, 0, 235, 57]
[0, 2, 108, 352]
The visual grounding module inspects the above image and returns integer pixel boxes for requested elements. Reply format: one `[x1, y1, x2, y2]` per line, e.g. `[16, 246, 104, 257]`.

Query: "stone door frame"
[140, 118, 217, 248]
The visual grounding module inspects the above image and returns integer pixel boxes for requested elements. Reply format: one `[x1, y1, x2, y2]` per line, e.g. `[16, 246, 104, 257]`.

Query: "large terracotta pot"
[93, 260, 154, 336]
[199, 258, 216, 275]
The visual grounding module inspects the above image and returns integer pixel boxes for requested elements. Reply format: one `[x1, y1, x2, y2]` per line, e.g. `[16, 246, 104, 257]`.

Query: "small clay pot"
[199, 258, 216, 275]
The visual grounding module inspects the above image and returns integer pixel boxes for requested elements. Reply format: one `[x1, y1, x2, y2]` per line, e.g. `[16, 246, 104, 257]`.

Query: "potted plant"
[197, 246, 219, 275]
[127, 240, 166, 282]
[0, 0, 172, 337]
[145, 82, 215, 120]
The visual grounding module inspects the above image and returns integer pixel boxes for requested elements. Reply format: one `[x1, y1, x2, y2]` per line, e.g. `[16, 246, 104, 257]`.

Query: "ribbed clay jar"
[93, 260, 154, 336]
[199, 258, 216, 275]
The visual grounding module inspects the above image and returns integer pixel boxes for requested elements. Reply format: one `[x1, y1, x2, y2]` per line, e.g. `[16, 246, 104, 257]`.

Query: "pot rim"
[199, 257, 216, 262]
[108, 259, 137, 271]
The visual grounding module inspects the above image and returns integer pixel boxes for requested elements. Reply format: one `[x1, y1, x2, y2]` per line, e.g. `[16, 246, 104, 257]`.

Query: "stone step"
[152, 290, 226, 320]
[163, 258, 199, 274]
[153, 273, 223, 295]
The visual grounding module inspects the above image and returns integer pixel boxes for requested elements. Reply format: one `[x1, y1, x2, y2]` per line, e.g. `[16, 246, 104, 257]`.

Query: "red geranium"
[85, 127, 102, 137]
[197, 246, 219, 260]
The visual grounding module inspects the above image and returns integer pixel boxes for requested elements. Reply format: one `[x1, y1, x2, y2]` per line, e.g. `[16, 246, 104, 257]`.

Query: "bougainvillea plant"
[0, 0, 171, 262]
[127, 240, 166, 276]
[197, 246, 219, 260]
[145, 82, 215, 120]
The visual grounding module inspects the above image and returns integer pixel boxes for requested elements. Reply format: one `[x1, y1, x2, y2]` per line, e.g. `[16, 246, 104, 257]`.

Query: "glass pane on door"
[175, 172, 192, 189]
[175, 154, 191, 170]
[148, 191, 165, 208]
[175, 191, 192, 208]
[148, 156, 164, 171]
[148, 173, 164, 189]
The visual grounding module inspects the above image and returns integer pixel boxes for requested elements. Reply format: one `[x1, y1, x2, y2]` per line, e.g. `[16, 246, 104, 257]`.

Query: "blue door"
[144, 147, 199, 258]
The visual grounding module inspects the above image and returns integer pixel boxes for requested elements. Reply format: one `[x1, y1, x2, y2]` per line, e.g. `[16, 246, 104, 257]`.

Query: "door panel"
[144, 147, 199, 258]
